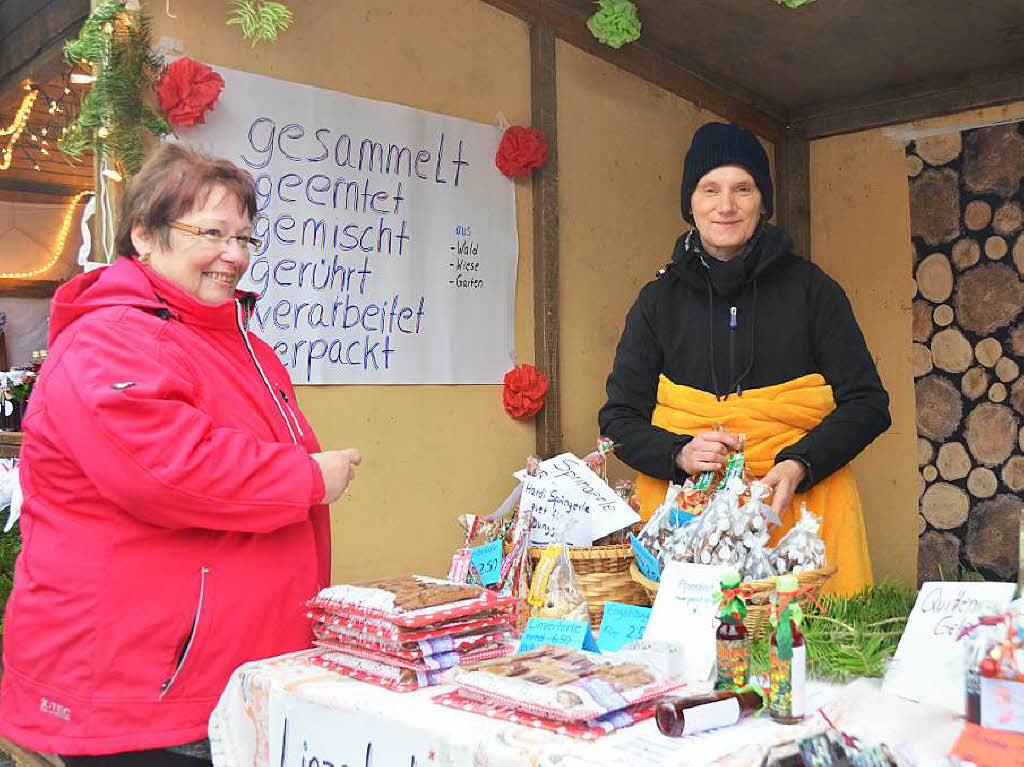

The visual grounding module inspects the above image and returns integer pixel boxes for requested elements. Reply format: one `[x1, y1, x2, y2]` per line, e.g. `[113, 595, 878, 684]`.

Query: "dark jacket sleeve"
[775, 268, 891, 491]
[598, 284, 692, 481]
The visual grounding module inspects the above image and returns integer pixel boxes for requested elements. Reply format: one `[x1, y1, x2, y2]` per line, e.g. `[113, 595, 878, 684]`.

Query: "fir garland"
[227, 1, 294, 46]
[59, 1, 170, 179]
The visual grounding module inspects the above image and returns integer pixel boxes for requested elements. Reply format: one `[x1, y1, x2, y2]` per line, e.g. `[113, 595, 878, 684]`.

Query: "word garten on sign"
[178, 65, 518, 384]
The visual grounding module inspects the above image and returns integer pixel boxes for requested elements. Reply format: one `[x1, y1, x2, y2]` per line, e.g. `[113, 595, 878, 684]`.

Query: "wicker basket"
[526, 543, 651, 630]
[629, 562, 838, 638]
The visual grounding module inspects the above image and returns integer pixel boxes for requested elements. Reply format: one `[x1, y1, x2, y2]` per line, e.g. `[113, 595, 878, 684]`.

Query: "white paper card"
[882, 580, 1016, 715]
[513, 453, 640, 540]
[643, 561, 729, 684]
[520, 476, 593, 546]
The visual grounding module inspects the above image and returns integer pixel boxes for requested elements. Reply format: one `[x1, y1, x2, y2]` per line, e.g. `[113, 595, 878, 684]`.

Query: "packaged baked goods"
[526, 539, 589, 621]
[770, 503, 827, 574]
[447, 646, 685, 722]
[433, 691, 660, 740]
[307, 575, 516, 627]
[307, 608, 514, 644]
[311, 651, 445, 692]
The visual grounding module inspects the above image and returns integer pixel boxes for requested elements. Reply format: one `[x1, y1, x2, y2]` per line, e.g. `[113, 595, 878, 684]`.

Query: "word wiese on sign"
[177, 64, 518, 384]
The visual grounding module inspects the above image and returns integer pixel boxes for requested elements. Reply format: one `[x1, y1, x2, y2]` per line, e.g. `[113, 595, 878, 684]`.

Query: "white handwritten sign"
[883, 581, 1015, 715]
[643, 561, 729, 684]
[176, 65, 518, 384]
[514, 453, 640, 542]
[269, 689, 435, 766]
[521, 476, 593, 546]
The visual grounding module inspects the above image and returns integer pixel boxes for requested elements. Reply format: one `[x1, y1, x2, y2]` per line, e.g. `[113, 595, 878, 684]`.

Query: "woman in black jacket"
[598, 122, 890, 594]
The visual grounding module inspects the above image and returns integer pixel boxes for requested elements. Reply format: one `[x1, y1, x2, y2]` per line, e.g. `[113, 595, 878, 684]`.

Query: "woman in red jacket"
[0, 143, 360, 765]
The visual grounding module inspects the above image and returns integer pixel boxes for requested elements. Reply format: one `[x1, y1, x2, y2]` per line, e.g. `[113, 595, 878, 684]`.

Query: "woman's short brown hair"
[114, 143, 258, 256]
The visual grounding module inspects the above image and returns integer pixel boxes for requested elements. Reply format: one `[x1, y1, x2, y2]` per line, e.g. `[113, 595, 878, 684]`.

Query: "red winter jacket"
[0, 256, 330, 755]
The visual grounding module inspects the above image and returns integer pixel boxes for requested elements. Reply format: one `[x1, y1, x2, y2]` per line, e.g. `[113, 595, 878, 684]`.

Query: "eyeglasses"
[165, 221, 262, 253]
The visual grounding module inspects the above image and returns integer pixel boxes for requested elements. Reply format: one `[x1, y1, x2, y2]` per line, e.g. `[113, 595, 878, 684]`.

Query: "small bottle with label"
[768, 574, 806, 724]
[715, 570, 749, 689]
[656, 687, 764, 737]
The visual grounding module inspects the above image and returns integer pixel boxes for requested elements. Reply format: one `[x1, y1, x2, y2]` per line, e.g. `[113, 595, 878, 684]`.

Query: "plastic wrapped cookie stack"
[305, 575, 517, 692]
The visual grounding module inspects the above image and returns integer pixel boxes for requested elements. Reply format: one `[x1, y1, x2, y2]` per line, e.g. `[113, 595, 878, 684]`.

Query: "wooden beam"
[775, 129, 811, 261]
[791, 65, 1024, 140]
[531, 20, 562, 459]
[0, 178, 82, 197]
[0, 1, 88, 93]
[0, 279, 61, 298]
[479, 0, 786, 142]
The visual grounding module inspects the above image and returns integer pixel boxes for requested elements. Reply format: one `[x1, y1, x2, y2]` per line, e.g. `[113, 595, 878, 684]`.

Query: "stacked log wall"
[909, 124, 1024, 583]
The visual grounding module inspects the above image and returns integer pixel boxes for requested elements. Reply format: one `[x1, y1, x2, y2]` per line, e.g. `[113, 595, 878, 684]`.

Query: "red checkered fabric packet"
[311, 625, 514, 660]
[313, 634, 516, 671]
[448, 646, 686, 723]
[306, 608, 513, 643]
[307, 576, 516, 627]
[309, 651, 444, 692]
[432, 692, 661, 740]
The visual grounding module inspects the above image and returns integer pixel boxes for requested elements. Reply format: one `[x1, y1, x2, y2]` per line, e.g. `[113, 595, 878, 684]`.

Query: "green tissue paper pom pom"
[586, 0, 641, 50]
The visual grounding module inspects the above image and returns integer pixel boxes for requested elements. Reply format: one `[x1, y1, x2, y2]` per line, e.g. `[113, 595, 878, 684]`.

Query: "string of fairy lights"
[1, 74, 83, 173]
[1, 73, 91, 280]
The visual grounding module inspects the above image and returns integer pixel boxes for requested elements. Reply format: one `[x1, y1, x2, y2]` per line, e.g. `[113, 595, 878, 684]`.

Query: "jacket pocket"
[160, 564, 209, 700]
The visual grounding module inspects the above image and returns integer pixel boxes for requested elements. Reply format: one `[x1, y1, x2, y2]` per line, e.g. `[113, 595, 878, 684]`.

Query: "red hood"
[49, 256, 258, 346]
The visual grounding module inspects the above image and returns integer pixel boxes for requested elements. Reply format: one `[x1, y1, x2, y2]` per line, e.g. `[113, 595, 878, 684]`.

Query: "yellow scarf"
[635, 373, 872, 595]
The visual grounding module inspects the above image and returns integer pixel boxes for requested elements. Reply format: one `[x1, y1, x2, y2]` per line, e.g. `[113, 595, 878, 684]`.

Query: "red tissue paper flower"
[495, 126, 548, 177]
[503, 364, 548, 419]
[158, 58, 225, 128]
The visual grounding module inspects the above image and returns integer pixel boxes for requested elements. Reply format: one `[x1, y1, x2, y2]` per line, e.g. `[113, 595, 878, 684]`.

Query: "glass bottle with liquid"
[715, 570, 749, 689]
[656, 687, 763, 737]
[768, 574, 806, 724]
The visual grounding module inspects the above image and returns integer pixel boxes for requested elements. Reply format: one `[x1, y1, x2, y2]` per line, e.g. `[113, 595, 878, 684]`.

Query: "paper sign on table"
[951, 723, 1024, 767]
[519, 617, 600, 653]
[521, 476, 594, 546]
[470, 540, 502, 586]
[882, 581, 1015, 715]
[643, 561, 728, 683]
[597, 602, 651, 652]
[514, 453, 640, 541]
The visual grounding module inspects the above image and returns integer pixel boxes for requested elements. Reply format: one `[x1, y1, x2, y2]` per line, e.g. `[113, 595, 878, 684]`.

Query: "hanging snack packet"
[526, 538, 589, 622]
[770, 503, 827, 575]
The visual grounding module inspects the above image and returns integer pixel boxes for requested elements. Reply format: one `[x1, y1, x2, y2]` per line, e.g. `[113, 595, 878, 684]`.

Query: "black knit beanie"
[680, 122, 773, 223]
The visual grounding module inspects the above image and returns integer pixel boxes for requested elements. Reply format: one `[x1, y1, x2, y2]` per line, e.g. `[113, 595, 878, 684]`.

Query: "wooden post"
[775, 129, 811, 261]
[531, 20, 562, 458]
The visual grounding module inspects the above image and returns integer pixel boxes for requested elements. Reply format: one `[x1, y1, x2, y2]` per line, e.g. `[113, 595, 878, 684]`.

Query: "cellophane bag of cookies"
[770, 503, 827, 574]
[447, 646, 685, 722]
[526, 536, 589, 622]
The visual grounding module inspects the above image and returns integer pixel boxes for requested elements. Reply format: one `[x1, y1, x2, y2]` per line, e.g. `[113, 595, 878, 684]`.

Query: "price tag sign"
[597, 601, 651, 652]
[470, 540, 502, 586]
[519, 618, 591, 653]
[629, 533, 661, 582]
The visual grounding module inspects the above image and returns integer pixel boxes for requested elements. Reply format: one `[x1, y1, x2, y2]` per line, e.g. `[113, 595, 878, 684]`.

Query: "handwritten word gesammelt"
[242, 118, 469, 188]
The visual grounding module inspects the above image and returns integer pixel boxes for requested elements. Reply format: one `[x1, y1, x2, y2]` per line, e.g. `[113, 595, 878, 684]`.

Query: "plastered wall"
[147, 0, 976, 588]
[810, 102, 1024, 587]
[150, 0, 537, 580]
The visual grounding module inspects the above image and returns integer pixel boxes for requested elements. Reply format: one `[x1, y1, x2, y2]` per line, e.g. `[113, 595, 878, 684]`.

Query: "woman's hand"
[675, 431, 742, 475]
[312, 449, 362, 504]
[761, 459, 807, 519]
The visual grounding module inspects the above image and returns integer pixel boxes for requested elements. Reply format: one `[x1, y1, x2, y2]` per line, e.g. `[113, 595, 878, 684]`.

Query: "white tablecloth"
[208, 650, 965, 766]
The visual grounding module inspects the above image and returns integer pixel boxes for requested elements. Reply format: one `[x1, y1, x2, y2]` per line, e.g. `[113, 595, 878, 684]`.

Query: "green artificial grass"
[748, 581, 917, 682]
[0, 522, 20, 634]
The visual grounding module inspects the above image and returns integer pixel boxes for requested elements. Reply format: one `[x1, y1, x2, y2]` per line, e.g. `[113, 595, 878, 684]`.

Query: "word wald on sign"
[242, 118, 469, 187]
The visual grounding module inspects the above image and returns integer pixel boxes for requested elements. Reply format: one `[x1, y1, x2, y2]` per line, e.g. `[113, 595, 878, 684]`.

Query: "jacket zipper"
[728, 305, 738, 395]
[160, 565, 209, 700]
[235, 301, 298, 444]
[279, 389, 305, 439]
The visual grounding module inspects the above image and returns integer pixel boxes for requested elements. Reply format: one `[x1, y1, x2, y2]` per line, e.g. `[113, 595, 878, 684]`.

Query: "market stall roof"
[483, 0, 1024, 141]
[0, 0, 92, 199]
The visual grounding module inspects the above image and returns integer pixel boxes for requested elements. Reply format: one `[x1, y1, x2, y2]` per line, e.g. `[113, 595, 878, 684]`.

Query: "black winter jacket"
[598, 223, 891, 493]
